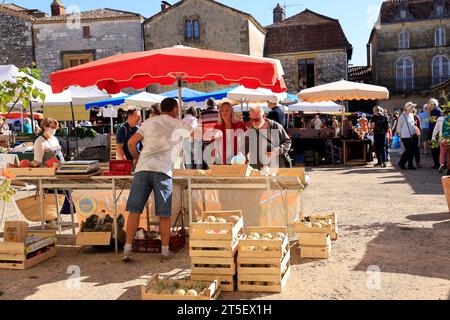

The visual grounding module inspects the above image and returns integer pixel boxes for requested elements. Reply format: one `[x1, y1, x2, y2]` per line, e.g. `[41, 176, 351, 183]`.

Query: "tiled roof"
[381, 0, 450, 23]
[34, 8, 143, 24]
[3, 3, 26, 11]
[265, 9, 352, 56]
[1, 3, 37, 20]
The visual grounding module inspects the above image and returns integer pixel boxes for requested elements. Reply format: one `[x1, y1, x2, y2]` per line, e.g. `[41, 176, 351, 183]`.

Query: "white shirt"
[432, 116, 445, 140]
[135, 115, 192, 177]
[33, 135, 61, 163]
[182, 115, 198, 131]
[313, 118, 323, 129]
[396, 112, 416, 138]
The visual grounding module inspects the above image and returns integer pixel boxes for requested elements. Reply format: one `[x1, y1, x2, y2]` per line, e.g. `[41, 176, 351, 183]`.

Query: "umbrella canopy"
[84, 94, 133, 110]
[0, 65, 51, 94]
[1, 112, 43, 120]
[124, 92, 165, 108]
[49, 45, 286, 94]
[183, 87, 235, 103]
[288, 101, 342, 113]
[298, 79, 389, 102]
[160, 88, 204, 100]
[227, 86, 287, 103]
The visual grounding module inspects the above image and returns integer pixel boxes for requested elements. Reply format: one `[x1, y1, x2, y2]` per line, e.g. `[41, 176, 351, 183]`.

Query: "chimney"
[273, 3, 285, 24]
[161, 1, 171, 12]
[51, 0, 65, 16]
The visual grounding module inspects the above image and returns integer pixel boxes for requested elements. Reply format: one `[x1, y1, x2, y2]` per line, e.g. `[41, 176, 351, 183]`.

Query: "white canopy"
[299, 79, 389, 102]
[227, 86, 287, 104]
[288, 101, 342, 113]
[43, 86, 110, 106]
[124, 92, 165, 108]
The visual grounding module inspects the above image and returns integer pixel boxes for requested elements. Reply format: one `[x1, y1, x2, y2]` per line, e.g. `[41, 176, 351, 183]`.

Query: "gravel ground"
[0, 151, 449, 300]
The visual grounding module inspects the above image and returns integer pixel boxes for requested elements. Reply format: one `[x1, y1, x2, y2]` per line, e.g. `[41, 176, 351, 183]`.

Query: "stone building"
[32, 1, 144, 82]
[264, 7, 353, 92]
[143, 0, 266, 92]
[368, 0, 450, 96]
[0, 4, 46, 68]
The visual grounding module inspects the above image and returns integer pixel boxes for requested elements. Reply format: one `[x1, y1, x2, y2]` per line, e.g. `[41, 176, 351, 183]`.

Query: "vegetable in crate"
[206, 216, 216, 223]
[216, 218, 227, 223]
[174, 289, 186, 296]
[186, 289, 198, 296]
[229, 215, 240, 223]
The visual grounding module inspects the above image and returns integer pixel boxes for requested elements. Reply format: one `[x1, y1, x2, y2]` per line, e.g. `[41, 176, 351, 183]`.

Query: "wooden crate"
[237, 249, 290, 276]
[306, 213, 338, 240]
[141, 274, 220, 300]
[189, 237, 239, 257]
[191, 274, 235, 292]
[173, 169, 211, 177]
[299, 233, 330, 247]
[294, 218, 332, 234]
[191, 256, 236, 275]
[300, 244, 331, 259]
[209, 164, 252, 177]
[238, 226, 289, 259]
[0, 231, 57, 270]
[76, 232, 112, 246]
[7, 166, 56, 177]
[189, 210, 244, 241]
[237, 266, 290, 293]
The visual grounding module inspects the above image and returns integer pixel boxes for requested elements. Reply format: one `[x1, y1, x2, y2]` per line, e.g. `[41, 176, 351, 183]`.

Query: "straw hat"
[404, 101, 417, 111]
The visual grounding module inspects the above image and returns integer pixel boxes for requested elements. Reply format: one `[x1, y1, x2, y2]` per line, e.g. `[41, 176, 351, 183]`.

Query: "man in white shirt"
[123, 98, 192, 262]
[313, 115, 323, 129]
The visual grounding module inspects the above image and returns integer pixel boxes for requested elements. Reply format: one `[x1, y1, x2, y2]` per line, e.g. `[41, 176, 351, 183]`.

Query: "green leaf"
[31, 88, 39, 99]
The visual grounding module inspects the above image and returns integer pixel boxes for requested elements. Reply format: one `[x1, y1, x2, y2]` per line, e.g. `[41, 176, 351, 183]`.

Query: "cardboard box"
[4, 221, 28, 243]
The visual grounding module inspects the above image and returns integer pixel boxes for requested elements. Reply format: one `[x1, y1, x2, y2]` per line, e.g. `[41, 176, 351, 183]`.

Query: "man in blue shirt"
[267, 102, 286, 128]
[115, 109, 142, 161]
[428, 98, 442, 169]
[419, 105, 431, 155]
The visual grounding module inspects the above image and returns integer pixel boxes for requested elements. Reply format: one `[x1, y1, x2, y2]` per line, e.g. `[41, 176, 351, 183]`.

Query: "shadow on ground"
[354, 219, 450, 281]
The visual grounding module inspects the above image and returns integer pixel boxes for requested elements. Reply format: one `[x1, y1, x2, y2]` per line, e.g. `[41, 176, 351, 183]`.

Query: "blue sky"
[11, 0, 384, 65]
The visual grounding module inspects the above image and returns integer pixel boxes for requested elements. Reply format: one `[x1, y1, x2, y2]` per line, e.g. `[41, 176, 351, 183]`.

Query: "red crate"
[104, 160, 132, 176]
[132, 228, 186, 253]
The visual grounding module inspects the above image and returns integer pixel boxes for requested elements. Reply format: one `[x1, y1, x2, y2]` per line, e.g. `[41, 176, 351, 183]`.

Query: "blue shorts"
[126, 171, 173, 216]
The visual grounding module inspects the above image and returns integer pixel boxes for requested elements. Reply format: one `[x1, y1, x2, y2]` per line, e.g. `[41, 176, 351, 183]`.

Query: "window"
[83, 26, 91, 38]
[399, 31, 409, 49]
[395, 57, 414, 92]
[193, 20, 200, 39]
[185, 20, 192, 39]
[298, 59, 315, 90]
[400, 9, 407, 19]
[437, 5, 444, 16]
[432, 55, 450, 85]
[185, 17, 200, 40]
[435, 28, 446, 46]
[62, 53, 94, 69]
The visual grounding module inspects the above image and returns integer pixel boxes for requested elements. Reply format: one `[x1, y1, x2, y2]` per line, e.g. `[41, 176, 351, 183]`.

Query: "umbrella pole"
[20, 106, 24, 134]
[29, 101, 35, 135]
[177, 78, 183, 120]
[70, 102, 79, 160]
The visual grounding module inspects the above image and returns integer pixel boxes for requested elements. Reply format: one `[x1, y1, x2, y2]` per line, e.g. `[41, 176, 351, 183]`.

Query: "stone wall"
[372, 19, 450, 93]
[144, 0, 265, 56]
[0, 12, 34, 68]
[266, 49, 348, 92]
[33, 19, 143, 82]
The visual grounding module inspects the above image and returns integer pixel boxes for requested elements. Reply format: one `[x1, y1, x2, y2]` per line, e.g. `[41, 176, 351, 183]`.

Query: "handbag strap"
[404, 113, 414, 136]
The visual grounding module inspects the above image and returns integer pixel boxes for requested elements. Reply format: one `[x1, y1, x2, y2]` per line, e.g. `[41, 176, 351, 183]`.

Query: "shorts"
[421, 128, 432, 141]
[125, 171, 173, 216]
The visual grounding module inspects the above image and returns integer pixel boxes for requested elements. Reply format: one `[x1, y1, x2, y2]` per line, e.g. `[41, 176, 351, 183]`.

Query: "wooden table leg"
[112, 178, 119, 254]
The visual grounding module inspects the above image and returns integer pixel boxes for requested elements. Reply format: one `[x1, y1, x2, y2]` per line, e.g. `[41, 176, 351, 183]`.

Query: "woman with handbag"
[397, 102, 418, 170]
[412, 108, 422, 168]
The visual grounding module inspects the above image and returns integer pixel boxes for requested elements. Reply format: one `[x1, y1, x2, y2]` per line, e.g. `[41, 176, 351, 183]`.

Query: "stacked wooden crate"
[237, 227, 290, 293]
[110, 135, 117, 160]
[295, 213, 338, 259]
[189, 210, 244, 292]
[0, 230, 57, 270]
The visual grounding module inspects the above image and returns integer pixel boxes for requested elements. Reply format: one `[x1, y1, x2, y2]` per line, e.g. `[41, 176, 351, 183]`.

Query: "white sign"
[102, 107, 118, 118]
[0, 153, 19, 170]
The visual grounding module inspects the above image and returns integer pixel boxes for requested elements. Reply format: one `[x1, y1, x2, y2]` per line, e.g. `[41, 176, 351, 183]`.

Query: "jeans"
[399, 138, 414, 168]
[374, 133, 387, 164]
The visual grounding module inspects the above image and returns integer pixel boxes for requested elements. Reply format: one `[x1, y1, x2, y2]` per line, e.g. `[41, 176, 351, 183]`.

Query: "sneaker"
[122, 250, 133, 263]
[381, 163, 387, 168]
[160, 252, 174, 262]
[439, 165, 445, 174]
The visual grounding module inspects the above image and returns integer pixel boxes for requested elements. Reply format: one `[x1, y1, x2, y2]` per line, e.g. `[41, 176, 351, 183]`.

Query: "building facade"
[33, 1, 144, 83]
[0, 4, 45, 68]
[265, 8, 352, 92]
[368, 0, 450, 95]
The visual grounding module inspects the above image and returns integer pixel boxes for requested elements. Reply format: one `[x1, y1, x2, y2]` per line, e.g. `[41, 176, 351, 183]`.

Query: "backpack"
[442, 116, 450, 139]
[375, 113, 389, 135]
